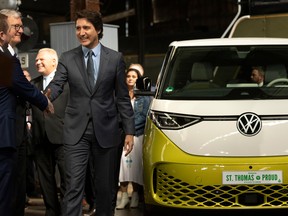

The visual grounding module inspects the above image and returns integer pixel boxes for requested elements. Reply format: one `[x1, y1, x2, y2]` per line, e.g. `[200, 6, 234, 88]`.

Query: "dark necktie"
[87, 50, 95, 89]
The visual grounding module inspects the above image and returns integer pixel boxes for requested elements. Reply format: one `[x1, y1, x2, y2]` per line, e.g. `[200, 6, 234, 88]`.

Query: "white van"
[142, 37, 288, 213]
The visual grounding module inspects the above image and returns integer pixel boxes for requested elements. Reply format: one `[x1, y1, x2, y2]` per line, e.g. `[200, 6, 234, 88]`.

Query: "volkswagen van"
[142, 37, 288, 213]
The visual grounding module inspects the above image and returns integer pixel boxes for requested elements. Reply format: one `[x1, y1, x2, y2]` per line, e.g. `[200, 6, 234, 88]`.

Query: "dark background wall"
[13, 0, 288, 83]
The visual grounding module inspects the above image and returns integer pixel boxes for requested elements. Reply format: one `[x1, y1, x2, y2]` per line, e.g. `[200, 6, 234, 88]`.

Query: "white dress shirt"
[43, 71, 56, 90]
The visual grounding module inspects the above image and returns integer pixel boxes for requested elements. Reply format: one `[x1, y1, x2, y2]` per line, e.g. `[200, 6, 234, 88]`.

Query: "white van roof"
[169, 37, 288, 47]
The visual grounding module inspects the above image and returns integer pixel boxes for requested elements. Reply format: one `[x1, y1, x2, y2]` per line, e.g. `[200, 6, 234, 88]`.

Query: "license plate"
[222, 170, 283, 185]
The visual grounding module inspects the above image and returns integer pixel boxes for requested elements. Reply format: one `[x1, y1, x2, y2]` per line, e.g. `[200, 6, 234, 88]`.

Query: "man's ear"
[0, 31, 4, 41]
[52, 58, 56, 67]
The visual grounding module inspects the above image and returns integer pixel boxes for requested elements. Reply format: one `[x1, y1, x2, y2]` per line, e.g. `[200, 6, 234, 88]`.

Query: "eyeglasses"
[11, 24, 24, 31]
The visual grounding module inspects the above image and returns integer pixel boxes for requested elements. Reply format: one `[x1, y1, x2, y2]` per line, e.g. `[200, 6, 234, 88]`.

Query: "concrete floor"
[25, 190, 144, 216]
[24, 186, 288, 216]
[24, 196, 288, 216]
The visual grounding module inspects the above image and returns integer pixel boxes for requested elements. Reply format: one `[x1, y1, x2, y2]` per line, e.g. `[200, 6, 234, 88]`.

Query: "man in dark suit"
[0, 9, 36, 216]
[46, 10, 135, 216]
[31, 48, 69, 216]
[0, 13, 54, 216]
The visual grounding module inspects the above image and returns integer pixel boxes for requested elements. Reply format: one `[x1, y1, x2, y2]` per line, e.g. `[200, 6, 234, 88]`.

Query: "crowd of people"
[0, 8, 151, 216]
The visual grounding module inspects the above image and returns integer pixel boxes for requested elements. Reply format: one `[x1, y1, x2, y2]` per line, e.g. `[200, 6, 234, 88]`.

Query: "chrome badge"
[236, 112, 262, 136]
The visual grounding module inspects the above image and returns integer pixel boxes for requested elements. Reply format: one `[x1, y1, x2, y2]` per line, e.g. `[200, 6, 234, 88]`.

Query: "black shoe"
[83, 207, 96, 216]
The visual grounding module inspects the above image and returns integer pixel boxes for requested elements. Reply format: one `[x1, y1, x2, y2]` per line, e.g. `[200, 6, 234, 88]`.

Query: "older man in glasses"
[0, 9, 23, 54]
[0, 9, 27, 216]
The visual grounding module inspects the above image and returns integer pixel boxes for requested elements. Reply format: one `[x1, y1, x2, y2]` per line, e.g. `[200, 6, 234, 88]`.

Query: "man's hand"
[123, 134, 134, 156]
[44, 88, 54, 114]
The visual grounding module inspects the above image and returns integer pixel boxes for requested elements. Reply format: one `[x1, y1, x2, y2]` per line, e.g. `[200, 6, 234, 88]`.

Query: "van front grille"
[155, 168, 288, 208]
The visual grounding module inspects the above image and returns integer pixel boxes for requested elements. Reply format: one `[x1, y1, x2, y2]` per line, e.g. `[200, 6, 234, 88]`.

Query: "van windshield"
[160, 45, 288, 100]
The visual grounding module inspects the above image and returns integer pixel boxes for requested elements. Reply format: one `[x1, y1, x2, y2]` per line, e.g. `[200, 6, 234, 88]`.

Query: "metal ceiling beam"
[102, 8, 135, 23]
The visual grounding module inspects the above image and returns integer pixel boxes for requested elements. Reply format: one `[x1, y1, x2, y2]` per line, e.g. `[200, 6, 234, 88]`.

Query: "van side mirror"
[136, 76, 151, 91]
[135, 76, 155, 96]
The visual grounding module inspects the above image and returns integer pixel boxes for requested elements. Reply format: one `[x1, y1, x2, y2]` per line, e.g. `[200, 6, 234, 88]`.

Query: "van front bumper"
[143, 119, 288, 209]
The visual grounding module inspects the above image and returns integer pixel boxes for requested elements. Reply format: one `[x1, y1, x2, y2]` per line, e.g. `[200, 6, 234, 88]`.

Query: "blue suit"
[0, 52, 48, 215]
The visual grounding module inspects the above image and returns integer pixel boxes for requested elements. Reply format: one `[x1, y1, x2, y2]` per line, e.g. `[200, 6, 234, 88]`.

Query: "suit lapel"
[35, 76, 43, 91]
[40, 77, 44, 90]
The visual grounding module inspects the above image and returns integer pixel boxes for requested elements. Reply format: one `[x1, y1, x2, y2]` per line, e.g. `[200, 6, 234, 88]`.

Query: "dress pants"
[34, 135, 65, 216]
[111, 127, 125, 210]
[11, 138, 27, 216]
[11, 102, 28, 216]
[26, 126, 37, 197]
[85, 126, 125, 212]
[84, 152, 96, 209]
[62, 121, 116, 216]
[0, 149, 16, 216]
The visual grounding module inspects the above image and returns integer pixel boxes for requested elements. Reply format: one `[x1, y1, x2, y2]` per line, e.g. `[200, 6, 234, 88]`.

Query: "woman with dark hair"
[117, 64, 151, 209]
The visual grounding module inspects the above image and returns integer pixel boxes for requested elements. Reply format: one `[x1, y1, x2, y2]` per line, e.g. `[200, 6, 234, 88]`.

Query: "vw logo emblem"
[236, 112, 262, 136]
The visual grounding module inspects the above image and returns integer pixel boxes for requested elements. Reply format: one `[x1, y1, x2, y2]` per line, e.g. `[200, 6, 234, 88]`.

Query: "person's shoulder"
[101, 44, 122, 56]
[138, 95, 152, 101]
[62, 46, 82, 56]
[144, 95, 152, 102]
[59, 46, 83, 62]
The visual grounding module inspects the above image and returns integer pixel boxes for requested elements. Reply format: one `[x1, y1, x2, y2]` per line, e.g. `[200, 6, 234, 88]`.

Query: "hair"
[0, 9, 22, 19]
[252, 66, 264, 77]
[126, 67, 142, 79]
[38, 48, 59, 65]
[75, 10, 103, 39]
[0, 14, 8, 34]
[129, 63, 144, 76]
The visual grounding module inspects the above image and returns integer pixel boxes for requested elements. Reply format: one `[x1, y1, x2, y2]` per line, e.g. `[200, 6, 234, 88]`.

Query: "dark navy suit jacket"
[0, 54, 48, 150]
[31, 75, 69, 145]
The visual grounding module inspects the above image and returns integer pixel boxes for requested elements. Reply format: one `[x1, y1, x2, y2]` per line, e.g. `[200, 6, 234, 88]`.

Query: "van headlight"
[149, 111, 201, 130]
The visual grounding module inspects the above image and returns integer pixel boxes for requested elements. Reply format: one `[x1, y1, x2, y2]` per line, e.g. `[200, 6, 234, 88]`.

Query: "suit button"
[87, 113, 90, 117]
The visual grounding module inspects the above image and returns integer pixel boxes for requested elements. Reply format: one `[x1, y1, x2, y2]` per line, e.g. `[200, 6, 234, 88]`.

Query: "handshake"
[44, 88, 54, 114]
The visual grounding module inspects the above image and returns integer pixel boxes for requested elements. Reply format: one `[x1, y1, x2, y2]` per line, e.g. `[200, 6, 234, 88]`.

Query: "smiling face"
[75, 18, 100, 49]
[6, 16, 23, 47]
[35, 50, 57, 76]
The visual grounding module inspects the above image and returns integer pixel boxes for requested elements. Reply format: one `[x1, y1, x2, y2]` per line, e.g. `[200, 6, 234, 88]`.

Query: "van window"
[160, 45, 288, 100]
